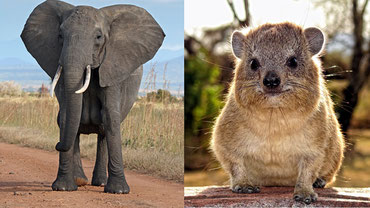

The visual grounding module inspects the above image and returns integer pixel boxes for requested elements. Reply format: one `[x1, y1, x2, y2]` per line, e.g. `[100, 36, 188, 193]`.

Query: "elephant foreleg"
[102, 87, 130, 194]
[73, 134, 88, 186]
[92, 133, 108, 186]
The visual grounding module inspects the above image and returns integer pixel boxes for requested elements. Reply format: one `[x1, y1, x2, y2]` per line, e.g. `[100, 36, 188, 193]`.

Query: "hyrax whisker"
[243, 83, 259, 89]
[268, 108, 273, 135]
[287, 82, 315, 93]
[278, 107, 289, 128]
[211, 22, 344, 205]
[199, 57, 235, 71]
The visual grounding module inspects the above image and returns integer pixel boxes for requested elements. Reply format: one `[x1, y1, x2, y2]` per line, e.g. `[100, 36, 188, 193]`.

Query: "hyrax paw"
[232, 185, 260, 194]
[313, 178, 326, 188]
[293, 189, 318, 205]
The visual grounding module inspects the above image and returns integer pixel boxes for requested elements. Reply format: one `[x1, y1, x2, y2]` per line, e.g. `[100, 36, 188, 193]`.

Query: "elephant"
[21, 0, 165, 194]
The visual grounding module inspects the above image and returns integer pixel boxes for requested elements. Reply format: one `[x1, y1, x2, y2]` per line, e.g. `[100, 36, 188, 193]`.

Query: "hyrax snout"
[211, 22, 345, 205]
[263, 71, 281, 89]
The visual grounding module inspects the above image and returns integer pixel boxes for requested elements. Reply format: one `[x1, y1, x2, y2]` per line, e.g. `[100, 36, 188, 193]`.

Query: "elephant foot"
[92, 174, 107, 186]
[52, 175, 78, 191]
[104, 176, 130, 194]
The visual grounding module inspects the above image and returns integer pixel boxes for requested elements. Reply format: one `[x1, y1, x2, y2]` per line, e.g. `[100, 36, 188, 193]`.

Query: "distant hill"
[141, 56, 184, 95]
[0, 57, 49, 91]
[0, 57, 39, 69]
[0, 40, 37, 64]
[151, 48, 183, 63]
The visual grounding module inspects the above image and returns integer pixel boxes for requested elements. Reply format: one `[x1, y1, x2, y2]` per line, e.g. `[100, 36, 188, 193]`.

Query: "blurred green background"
[185, 0, 370, 187]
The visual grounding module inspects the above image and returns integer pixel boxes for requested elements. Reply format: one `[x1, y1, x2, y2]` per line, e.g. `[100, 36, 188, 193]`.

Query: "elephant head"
[21, 0, 165, 152]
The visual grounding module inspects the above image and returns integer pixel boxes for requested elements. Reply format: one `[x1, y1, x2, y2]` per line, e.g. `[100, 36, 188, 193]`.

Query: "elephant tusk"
[75, 65, 91, 94]
[50, 65, 62, 97]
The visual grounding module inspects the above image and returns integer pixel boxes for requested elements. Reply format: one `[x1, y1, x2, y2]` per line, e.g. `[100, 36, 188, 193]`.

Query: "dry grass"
[0, 81, 22, 96]
[0, 96, 184, 182]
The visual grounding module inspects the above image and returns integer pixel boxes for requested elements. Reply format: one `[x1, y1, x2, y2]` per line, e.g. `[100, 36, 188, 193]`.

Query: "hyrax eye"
[287, 56, 298, 68]
[250, 59, 260, 71]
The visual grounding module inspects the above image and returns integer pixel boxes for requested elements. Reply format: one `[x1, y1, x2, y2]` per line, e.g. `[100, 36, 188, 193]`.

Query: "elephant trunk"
[55, 63, 85, 152]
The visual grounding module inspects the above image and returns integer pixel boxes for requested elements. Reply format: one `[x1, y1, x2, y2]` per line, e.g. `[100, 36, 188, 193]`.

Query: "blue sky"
[0, 0, 184, 64]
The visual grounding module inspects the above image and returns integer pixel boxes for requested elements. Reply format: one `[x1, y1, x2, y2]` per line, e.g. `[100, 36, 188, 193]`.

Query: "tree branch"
[226, 0, 241, 23]
[360, 0, 369, 17]
[242, 0, 250, 26]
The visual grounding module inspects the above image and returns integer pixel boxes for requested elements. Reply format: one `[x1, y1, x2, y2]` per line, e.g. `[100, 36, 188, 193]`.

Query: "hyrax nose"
[263, 71, 280, 88]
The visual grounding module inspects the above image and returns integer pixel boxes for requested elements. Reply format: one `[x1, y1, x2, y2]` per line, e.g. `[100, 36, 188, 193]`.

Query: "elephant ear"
[21, 0, 74, 78]
[100, 5, 165, 87]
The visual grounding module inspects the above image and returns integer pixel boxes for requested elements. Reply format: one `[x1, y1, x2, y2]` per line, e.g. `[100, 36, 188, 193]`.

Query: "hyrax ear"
[304, 27, 325, 56]
[99, 5, 165, 87]
[231, 31, 245, 59]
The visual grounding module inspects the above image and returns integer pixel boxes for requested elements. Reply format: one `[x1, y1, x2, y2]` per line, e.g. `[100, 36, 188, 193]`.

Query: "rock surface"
[185, 186, 370, 207]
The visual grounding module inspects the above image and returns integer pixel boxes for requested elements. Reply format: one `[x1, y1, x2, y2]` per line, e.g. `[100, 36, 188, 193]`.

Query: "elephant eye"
[58, 34, 63, 39]
[96, 35, 102, 40]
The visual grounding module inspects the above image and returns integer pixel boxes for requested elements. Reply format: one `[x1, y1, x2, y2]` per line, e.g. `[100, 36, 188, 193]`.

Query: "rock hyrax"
[211, 22, 345, 204]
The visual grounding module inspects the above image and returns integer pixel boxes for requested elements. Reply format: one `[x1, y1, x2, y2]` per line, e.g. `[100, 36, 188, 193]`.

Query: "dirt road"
[0, 143, 183, 207]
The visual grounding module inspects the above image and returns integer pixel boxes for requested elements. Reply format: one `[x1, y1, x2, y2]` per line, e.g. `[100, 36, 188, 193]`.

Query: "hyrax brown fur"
[211, 22, 345, 204]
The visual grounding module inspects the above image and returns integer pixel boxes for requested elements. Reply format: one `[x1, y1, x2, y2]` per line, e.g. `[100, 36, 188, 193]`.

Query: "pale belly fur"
[234, 129, 315, 186]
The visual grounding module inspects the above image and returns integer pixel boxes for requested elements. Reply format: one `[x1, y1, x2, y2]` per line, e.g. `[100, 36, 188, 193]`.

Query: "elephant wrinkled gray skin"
[21, 0, 165, 194]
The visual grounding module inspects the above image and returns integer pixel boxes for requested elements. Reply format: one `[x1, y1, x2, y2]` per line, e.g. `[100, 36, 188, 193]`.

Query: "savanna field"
[0, 90, 184, 182]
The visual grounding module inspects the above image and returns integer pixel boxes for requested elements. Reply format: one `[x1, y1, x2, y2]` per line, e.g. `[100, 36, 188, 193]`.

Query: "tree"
[145, 89, 177, 103]
[313, 0, 369, 137]
[337, 0, 370, 135]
